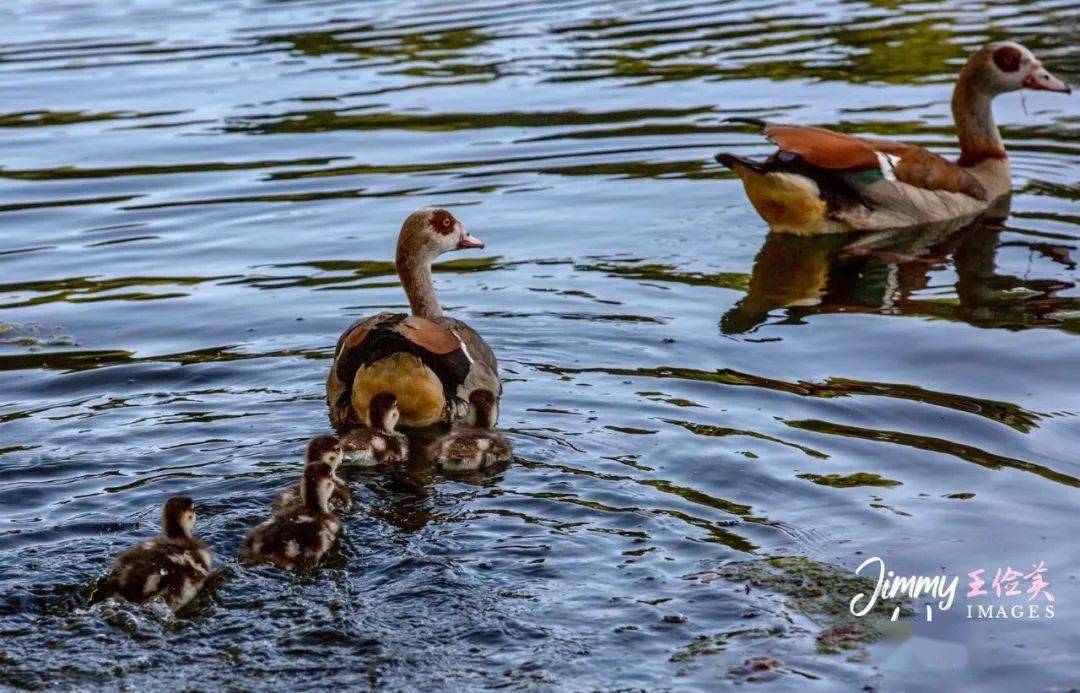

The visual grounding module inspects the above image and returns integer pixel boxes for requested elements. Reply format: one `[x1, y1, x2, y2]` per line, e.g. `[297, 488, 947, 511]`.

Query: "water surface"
[0, 0, 1077, 689]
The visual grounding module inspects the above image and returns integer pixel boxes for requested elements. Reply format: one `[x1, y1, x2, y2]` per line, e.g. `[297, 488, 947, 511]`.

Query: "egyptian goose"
[429, 389, 511, 471]
[715, 42, 1070, 234]
[340, 392, 409, 466]
[102, 496, 213, 612]
[272, 435, 352, 514]
[326, 208, 500, 429]
[239, 462, 341, 572]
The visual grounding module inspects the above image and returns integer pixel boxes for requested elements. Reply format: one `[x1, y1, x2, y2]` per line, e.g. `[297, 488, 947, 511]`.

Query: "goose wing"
[327, 313, 487, 428]
[750, 121, 987, 200]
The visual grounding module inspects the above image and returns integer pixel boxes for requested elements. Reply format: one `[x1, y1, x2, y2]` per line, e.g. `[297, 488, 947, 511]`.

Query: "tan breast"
[350, 352, 446, 428]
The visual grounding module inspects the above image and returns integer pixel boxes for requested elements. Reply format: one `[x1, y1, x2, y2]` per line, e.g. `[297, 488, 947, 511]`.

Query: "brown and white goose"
[327, 208, 500, 429]
[715, 42, 1070, 234]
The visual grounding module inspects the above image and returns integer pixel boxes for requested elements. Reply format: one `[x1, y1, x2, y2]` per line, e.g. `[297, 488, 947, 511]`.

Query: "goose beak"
[1024, 64, 1071, 94]
[457, 229, 485, 249]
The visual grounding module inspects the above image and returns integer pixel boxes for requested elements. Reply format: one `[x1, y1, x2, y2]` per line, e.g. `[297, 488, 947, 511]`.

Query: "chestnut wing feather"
[761, 124, 987, 200]
[864, 139, 988, 199]
[398, 315, 461, 354]
[436, 318, 498, 382]
[763, 124, 882, 170]
[327, 313, 477, 428]
[437, 317, 501, 399]
[327, 313, 397, 427]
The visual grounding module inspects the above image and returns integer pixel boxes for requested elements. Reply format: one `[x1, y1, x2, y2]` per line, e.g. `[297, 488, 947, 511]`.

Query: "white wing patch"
[450, 328, 474, 364]
[143, 572, 162, 596]
[875, 151, 900, 181]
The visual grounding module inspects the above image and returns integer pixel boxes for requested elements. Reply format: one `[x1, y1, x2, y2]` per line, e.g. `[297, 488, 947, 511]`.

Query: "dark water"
[1, 0, 1077, 689]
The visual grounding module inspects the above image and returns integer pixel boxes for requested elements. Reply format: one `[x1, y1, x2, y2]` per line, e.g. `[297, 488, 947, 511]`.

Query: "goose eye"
[993, 45, 1021, 73]
[431, 211, 455, 234]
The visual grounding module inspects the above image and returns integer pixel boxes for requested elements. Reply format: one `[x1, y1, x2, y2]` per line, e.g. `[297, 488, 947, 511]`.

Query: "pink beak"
[1024, 64, 1071, 94]
[456, 229, 484, 250]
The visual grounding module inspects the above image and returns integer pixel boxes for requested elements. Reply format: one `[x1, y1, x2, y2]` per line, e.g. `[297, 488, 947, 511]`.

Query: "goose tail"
[724, 116, 768, 128]
[715, 152, 766, 174]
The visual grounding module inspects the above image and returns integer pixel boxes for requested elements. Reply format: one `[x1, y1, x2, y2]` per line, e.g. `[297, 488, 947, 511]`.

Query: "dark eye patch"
[432, 209, 456, 235]
[993, 45, 1021, 73]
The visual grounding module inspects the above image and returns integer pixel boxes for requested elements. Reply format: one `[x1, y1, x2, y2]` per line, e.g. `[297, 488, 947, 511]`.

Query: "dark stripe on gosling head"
[368, 392, 399, 431]
[306, 435, 340, 463]
[162, 496, 195, 539]
[300, 461, 335, 510]
[468, 389, 498, 429]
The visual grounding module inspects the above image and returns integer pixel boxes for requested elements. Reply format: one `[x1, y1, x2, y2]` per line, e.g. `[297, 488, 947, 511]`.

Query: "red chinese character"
[967, 569, 987, 597]
[1024, 562, 1054, 603]
[991, 568, 1005, 598]
[1001, 567, 1023, 596]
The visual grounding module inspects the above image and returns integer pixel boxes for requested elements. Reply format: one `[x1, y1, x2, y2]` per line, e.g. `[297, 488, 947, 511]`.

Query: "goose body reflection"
[240, 462, 341, 572]
[272, 436, 352, 515]
[429, 389, 511, 471]
[326, 208, 501, 430]
[102, 497, 213, 612]
[716, 42, 1070, 234]
[721, 201, 1077, 335]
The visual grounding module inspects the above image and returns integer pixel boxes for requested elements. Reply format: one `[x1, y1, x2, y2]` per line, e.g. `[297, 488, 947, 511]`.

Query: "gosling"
[239, 462, 341, 572]
[429, 389, 510, 471]
[102, 496, 213, 612]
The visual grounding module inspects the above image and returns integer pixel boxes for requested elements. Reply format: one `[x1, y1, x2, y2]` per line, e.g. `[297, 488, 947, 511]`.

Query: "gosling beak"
[457, 229, 485, 249]
[1023, 64, 1071, 94]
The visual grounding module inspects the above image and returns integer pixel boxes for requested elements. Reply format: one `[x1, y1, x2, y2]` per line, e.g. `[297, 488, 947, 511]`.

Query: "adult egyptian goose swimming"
[327, 208, 500, 429]
[102, 496, 213, 612]
[715, 42, 1070, 234]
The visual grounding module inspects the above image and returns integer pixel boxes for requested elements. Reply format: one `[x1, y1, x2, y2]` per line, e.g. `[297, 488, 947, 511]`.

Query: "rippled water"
[1, 0, 1077, 689]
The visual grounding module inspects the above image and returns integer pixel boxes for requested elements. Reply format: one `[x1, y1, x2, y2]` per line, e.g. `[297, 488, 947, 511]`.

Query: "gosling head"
[162, 496, 197, 540]
[306, 435, 342, 470]
[300, 462, 335, 513]
[367, 392, 400, 433]
[467, 389, 498, 429]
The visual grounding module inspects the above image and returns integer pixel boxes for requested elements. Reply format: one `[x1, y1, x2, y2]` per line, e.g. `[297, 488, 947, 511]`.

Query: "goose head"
[306, 434, 343, 470]
[467, 389, 498, 429]
[965, 42, 1070, 96]
[367, 392, 401, 433]
[398, 207, 484, 264]
[162, 496, 196, 540]
[300, 462, 335, 513]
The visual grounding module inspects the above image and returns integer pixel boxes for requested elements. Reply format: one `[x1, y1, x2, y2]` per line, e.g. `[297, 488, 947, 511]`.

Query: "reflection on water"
[0, 0, 1077, 689]
[724, 201, 1079, 335]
